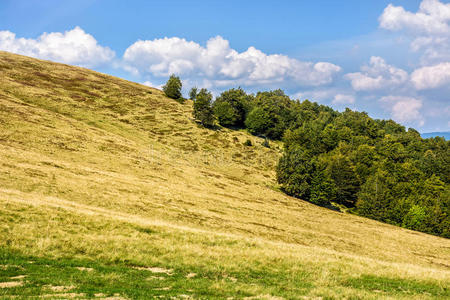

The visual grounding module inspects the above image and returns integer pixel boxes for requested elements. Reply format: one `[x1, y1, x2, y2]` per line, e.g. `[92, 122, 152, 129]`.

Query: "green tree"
[310, 169, 335, 206]
[353, 144, 377, 182]
[163, 74, 182, 100]
[356, 169, 392, 221]
[276, 148, 315, 200]
[245, 89, 292, 139]
[402, 205, 427, 231]
[320, 123, 339, 151]
[327, 155, 360, 207]
[193, 88, 215, 127]
[213, 101, 235, 126]
[189, 87, 198, 100]
[245, 107, 272, 137]
[213, 88, 250, 127]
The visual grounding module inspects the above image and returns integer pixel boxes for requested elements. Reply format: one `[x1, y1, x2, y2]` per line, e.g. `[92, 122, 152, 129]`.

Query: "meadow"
[0, 51, 449, 299]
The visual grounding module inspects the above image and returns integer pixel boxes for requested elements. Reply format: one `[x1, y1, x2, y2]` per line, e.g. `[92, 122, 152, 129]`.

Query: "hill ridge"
[0, 51, 449, 299]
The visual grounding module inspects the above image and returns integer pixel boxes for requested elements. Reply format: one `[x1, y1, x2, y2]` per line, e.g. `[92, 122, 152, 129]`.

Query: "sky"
[0, 0, 449, 133]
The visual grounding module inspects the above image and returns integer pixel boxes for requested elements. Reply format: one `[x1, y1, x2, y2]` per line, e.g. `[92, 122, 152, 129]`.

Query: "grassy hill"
[0, 51, 449, 299]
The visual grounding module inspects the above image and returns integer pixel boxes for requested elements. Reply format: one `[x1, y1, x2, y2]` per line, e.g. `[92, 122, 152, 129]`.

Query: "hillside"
[0, 51, 449, 299]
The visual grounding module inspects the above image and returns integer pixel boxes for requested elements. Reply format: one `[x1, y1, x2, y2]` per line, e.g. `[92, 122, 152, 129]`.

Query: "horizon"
[1, 0, 449, 132]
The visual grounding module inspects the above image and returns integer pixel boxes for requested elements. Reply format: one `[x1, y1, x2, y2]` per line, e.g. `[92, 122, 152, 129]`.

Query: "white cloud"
[345, 56, 408, 91]
[0, 27, 115, 68]
[292, 89, 337, 102]
[333, 94, 355, 104]
[411, 62, 450, 89]
[379, 0, 450, 65]
[381, 96, 424, 126]
[410, 36, 450, 64]
[379, 0, 450, 35]
[123, 36, 341, 87]
[142, 80, 163, 90]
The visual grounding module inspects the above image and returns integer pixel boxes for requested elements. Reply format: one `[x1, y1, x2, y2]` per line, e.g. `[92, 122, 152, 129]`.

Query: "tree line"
[163, 75, 449, 238]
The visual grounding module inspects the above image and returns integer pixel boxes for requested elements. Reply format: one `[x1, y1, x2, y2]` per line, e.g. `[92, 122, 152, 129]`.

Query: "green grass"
[0, 247, 315, 299]
[0, 51, 449, 299]
[1, 248, 235, 299]
[1, 247, 447, 299]
[342, 275, 447, 296]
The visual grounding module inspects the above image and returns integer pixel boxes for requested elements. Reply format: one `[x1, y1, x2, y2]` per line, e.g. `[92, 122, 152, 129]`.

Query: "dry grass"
[0, 51, 449, 299]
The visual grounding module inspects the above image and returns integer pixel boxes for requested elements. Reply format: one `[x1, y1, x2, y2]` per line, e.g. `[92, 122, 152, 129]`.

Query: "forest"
[164, 75, 450, 238]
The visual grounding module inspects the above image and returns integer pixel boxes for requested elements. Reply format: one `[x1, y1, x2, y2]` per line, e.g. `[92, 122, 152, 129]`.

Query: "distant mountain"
[421, 132, 450, 140]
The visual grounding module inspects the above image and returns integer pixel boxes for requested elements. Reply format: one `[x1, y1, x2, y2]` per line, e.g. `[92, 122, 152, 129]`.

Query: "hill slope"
[0, 51, 449, 299]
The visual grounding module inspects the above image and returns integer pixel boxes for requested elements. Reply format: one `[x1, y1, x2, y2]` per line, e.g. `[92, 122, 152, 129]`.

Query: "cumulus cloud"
[142, 80, 163, 90]
[381, 96, 424, 126]
[381, 1, 450, 93]
[332, 94, 355, 104]
[379, 0, 450, 65]
[123, 36, 341, 87]
[411, 62, 450, 89]
[379, 0, 450, 34]
[345, 56, 408, 91]
[0, 27, 115, 67]
[411, 36, 450, 65]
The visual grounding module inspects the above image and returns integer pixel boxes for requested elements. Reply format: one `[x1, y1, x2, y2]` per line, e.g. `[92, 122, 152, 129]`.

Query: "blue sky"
[1, 0, 449, 132]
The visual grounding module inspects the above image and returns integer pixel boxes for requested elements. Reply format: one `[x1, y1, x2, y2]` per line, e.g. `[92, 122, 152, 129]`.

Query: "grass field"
[0, 51, 449, 299]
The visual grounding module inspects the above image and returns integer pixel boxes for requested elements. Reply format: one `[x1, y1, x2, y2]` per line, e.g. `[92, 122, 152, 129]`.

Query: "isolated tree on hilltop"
[163, 74, 182, 100]
[193, 88, 215, 127]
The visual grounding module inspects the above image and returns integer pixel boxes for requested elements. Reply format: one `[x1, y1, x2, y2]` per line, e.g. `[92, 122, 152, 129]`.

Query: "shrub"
[244, 139, 252, 146]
